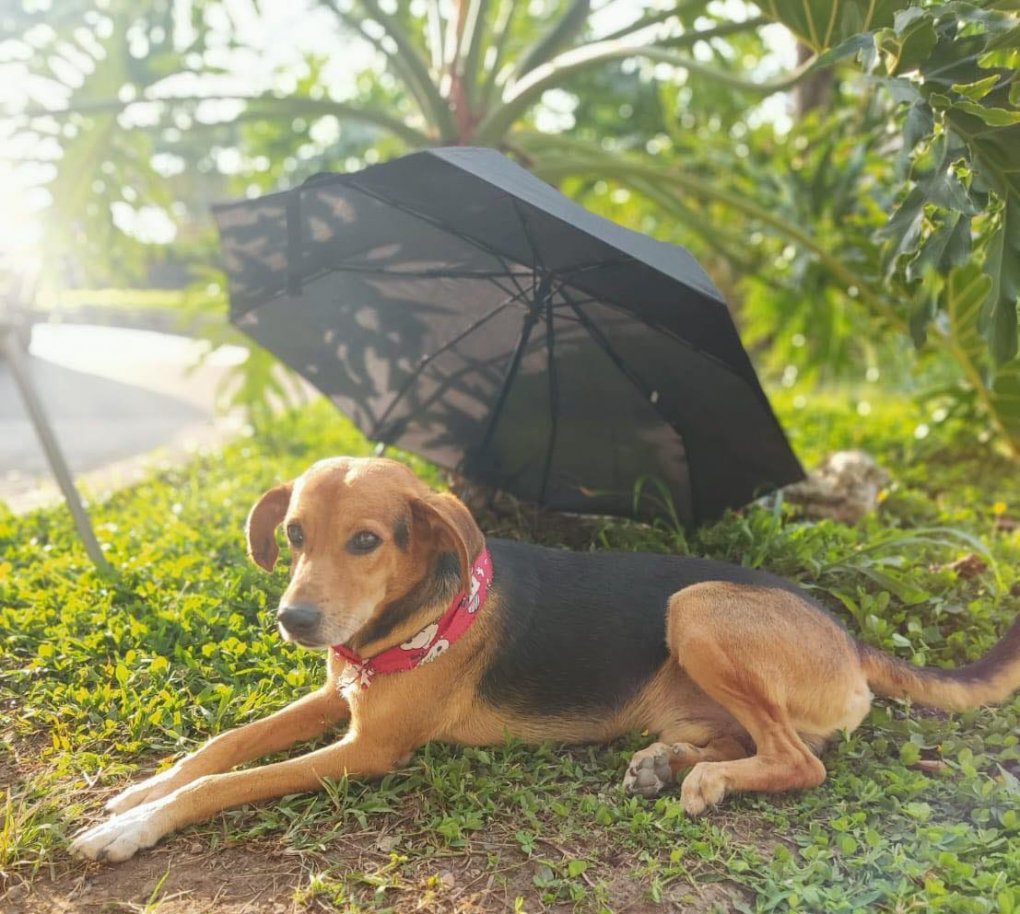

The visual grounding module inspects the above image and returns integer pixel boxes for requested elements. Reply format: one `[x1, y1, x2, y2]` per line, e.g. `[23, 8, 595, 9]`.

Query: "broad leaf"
[759, 0, 907, 51]
[982, 199, 1020, 364]
[944, 263, 1020, 455]
[993, 358, 1020, 443]
[878, 8, 937, 74]
[946, 263, 994, 377]
[952, 74, 1000, 100]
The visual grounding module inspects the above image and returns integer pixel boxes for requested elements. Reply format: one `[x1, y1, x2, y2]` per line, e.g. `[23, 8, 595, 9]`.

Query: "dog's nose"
[277, 604, 322, 639]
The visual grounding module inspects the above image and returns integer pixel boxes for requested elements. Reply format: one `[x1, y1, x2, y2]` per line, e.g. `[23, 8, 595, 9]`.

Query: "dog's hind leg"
[664, 581, 872, 816]
[623, 736, 747, 798]
[105, 686, 349, 814]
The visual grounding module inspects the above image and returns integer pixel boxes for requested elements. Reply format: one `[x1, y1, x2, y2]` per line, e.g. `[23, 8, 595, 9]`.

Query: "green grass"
[2, 389, 1019, 913]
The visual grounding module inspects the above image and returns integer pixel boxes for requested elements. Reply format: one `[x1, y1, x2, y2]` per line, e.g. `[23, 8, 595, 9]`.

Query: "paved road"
[1, 324, 250, 513]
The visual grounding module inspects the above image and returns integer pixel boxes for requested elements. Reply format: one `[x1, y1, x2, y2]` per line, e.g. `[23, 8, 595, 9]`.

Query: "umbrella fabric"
[214, 147, 803, 523]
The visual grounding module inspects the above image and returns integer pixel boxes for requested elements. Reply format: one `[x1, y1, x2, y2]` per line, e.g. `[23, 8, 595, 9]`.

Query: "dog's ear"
[409, 492, 484, 588]
[245, 482, 293, 571]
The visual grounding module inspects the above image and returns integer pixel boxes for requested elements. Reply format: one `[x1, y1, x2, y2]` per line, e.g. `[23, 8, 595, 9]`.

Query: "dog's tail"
[859, 615, 1020, 711]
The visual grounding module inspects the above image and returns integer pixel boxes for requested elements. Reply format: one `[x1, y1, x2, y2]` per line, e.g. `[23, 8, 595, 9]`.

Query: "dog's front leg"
[105, 686, 349, 815]
[71, 730, 402, 863]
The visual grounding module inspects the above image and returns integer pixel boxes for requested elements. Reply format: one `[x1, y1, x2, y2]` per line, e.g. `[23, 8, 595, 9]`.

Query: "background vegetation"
[3, 0, 1019, 450]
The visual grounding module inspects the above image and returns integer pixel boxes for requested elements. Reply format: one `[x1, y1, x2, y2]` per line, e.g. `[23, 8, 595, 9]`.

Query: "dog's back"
[478, 539, 817, 716]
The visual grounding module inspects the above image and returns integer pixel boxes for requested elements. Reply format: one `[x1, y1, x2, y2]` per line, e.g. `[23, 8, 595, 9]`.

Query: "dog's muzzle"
[277, 603, 322, 642]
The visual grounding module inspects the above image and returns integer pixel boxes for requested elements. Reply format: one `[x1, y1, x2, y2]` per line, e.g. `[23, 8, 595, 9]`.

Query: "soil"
[2, 825, 747, 914]
[5, 844, 303, 914]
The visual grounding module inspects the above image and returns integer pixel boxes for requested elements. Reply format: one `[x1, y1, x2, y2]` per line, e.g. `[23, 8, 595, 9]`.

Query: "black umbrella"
[213, 147, 803, 523]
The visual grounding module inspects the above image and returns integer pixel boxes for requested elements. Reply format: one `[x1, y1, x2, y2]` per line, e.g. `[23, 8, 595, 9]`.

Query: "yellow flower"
[992, 501, 1007, 515]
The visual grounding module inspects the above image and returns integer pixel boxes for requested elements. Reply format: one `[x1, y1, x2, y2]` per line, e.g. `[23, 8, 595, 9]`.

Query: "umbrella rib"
[557, 258, 630, 278]
[282, 184, 530, 304]
[303, 264, 532, 282]
[561, 288, 695, 520]
[384, 354, 506, 444]
[562, 290, 670, 419]
[468, 287, 547, 476]
[370, 290, 532, 442]
[271, 259, 530, 312]
[291, 180, 534, 306]
[556, 284, 771, 408]
[324, 183, 640, 314]
[346, 181, 536, 302]
[510, 197, 545, 274]
[286, 192, 303, 296]
[538, 293, 561, 505]
[341, 263, 531, 306]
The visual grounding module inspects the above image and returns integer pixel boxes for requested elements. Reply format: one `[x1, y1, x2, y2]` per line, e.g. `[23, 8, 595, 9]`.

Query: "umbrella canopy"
[214, 147, 803, 523]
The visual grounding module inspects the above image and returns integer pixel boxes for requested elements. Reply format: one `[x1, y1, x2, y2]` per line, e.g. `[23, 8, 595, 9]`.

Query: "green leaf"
[815, 33, 876, 68]
[984, 21, 1020, 52]
[924, 163, 978, 214]
[511, 0, 590, 81]
[879, 10, 938, 75]
[892, 6, 925, 35]
[899, 742, 922, 765]
[982, 199, 1020, 364]
[946, 263, 995, 377]
[944, 263, 1020, 454]
[345, 0, 458, 141]
[457, 0, 493, 106]
[911, 211, 972, 280]
[760, 0, 907, 52]
[477, 43, 813, 145]
[853, 565, 931, 605]
[566, 859, 589, 877]
[992, 358, 1020, 442]
[876, 186, 925, 265]
[902, 102, 934, 155]
[951, 74, 999, 101]
[954, 99, 1020, 126]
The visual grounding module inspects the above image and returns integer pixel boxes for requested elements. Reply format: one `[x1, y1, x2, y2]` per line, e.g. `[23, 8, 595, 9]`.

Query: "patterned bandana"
[333, 548, 493, 696]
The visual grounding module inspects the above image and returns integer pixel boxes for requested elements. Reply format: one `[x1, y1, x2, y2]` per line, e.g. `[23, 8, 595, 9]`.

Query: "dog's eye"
[286, 523, 304, 547]
[347, 530, 382, 555]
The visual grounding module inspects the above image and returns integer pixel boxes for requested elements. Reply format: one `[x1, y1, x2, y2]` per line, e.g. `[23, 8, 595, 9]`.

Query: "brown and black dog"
[72, 457, 1020, 862]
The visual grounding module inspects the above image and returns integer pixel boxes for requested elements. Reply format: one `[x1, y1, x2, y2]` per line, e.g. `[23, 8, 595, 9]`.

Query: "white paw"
[70, 802, 167, 863]
[105, 768, 181, 815]
[679, 762, 727, 818]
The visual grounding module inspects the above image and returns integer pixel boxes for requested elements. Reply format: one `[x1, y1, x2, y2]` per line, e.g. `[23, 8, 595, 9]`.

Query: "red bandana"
[333, 548, 493, 695]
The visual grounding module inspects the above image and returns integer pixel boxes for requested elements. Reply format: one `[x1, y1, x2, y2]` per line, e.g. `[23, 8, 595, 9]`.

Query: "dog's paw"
[70, 803, 167, 863]
[623, 743, 676, 798]
[105, 768, 182, 815]
[679, 762, 727, 817]
[664, 742, 707, 772]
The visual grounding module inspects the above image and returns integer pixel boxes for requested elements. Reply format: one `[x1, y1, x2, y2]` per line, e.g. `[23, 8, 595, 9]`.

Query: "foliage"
[541, 2, 1020, 454]
[2, 390, 1020, 910]
[764, 2, 1020, 445]
[2, 0, 781, 283]
[3, 0, 1020, 449]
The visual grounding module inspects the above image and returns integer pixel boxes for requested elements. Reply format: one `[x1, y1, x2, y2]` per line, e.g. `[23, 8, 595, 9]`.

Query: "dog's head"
[245, 457, 484, 652]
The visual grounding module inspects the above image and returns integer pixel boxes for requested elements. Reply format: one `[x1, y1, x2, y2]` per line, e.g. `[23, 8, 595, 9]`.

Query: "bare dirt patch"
[2, 823, 751, 914]
[6, 844, 304, 914]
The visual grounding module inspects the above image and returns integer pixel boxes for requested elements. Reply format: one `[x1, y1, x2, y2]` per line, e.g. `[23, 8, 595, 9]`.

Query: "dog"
[71, 456, 1020, 862]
